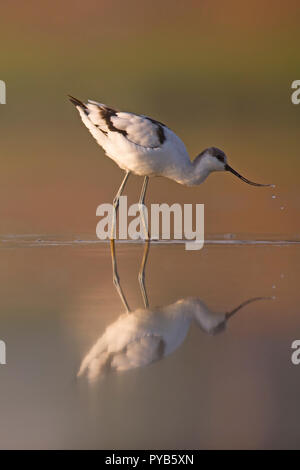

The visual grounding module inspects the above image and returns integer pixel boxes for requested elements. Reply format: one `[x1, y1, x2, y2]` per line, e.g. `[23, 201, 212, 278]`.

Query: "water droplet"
[272, 195, 276, 199]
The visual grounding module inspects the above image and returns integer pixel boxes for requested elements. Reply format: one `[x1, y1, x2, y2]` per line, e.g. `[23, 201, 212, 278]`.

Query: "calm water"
[0, 238, 300, 449]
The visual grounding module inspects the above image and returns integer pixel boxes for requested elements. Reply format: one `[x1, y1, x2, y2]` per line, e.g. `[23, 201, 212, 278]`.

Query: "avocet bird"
[69, 96, 271, 236]
[77, 239, 269, 381]
[78, 296, 266, 382]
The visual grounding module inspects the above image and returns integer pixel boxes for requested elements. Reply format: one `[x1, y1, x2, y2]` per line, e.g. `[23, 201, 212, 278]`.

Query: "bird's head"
[195, 147, 271, 187]
[190, 296, 270, 335]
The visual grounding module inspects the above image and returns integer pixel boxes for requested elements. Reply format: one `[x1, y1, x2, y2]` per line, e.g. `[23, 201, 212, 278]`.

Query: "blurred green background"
[1, 0, 300, 237]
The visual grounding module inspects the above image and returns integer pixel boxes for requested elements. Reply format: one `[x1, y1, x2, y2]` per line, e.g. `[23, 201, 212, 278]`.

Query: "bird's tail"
[68, 95, 87, 109]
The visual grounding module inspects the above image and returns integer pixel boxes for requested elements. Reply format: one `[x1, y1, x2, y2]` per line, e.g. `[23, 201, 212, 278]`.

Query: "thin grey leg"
[138, 176, 149, 240]
[110, 171, 130, 240]
[110, 239, 130, 312]
[138, 240, 150, 308]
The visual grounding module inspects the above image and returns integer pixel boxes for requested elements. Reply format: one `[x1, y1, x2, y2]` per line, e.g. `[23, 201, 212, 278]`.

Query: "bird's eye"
[217, 155, 225, 162]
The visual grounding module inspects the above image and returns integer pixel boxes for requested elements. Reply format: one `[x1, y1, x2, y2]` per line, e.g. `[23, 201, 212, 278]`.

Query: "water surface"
[0, 239, 299, 449]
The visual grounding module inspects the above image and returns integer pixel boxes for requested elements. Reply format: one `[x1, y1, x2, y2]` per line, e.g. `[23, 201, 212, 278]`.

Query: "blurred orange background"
[1, 0, 300, 237]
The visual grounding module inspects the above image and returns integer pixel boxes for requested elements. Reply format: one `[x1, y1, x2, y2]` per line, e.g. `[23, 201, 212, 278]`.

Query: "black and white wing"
[69, 96, 167, 149]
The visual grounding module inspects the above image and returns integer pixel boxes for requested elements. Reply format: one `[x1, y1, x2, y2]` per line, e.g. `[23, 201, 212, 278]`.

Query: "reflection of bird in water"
[78, 295, 265, 382]
[78, 242, 268, 382]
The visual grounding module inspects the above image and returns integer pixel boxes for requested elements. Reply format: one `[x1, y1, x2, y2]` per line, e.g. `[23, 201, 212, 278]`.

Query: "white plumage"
[77, 295, 267, 382]
[69, 96, 271, 188]
[78, 298, 230, 382]
[70, 96, 193, 184]
[69, 96, 271, 240]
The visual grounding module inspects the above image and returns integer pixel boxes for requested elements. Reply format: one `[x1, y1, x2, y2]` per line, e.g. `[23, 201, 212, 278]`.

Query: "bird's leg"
[110, 239, 131, 313]
[138, 239, 150, 308]
[110, 171, 130, 240]
[138, 176, 149, 241]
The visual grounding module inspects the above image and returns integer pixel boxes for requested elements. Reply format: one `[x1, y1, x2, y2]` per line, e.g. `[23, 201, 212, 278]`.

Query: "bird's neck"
[167, 156, 211, 186]
[169, 298, 198, 319]
[175, 298, 226, 334]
